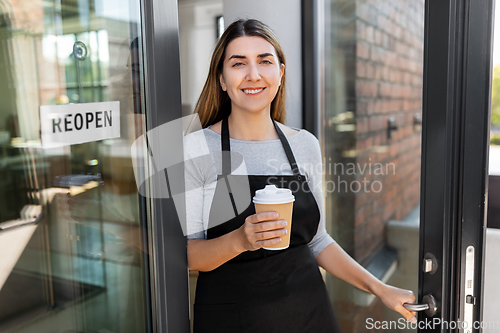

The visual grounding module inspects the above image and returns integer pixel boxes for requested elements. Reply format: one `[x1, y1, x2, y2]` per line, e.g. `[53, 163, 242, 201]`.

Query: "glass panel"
[323, 0, 424, 331]
[0, 1, 150, 332]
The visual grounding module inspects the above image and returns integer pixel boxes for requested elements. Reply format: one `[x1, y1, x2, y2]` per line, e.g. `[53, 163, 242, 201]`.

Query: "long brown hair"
[194, 19, 287, 128]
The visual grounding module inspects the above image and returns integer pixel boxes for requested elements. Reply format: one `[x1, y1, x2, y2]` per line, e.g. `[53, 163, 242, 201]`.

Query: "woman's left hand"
[316, 243, 418, 323]
[374, 283, 417, 324]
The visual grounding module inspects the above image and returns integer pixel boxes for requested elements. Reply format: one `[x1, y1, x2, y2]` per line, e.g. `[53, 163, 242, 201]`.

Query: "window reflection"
[0, 0, 149, 332]
[40, 30, 109, 104]
[323, 0, 424, 331]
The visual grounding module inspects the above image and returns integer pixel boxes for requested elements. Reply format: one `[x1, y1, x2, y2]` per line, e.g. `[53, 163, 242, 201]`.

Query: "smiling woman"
[185, 18, 417, 333]
[194, 19, 287, 130]
[217, 36, 285, 140]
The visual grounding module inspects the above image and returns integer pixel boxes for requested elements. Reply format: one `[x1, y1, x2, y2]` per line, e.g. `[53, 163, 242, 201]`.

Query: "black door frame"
[140, 0, 190, 332]
[420, 0, 493, 331]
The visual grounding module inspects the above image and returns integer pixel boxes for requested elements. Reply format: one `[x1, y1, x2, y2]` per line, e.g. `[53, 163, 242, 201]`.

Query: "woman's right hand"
[188, 211, 287, 271]
[235, 211, 288, 251]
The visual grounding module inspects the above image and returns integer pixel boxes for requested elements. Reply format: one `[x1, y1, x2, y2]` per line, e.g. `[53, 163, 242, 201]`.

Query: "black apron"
[193, 115, 341, 333]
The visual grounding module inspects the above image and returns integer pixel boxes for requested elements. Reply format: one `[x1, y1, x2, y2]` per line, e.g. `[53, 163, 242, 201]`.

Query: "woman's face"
[219, 36, 284, 116]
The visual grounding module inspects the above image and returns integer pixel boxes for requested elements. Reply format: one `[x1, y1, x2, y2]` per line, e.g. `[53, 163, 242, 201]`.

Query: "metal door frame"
[420, 0, 493, 331]
[140, 0, 190, 332]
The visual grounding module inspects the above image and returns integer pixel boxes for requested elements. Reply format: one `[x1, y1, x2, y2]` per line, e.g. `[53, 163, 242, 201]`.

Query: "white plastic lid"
[252, 185, 295, 204]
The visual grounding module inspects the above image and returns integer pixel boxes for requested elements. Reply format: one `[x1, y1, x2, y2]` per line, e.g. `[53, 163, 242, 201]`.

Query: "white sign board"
[40, 101, 120, 148]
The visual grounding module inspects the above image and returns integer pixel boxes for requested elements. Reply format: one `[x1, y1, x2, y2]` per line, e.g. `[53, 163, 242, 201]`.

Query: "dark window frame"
[140, 0, 190, 331]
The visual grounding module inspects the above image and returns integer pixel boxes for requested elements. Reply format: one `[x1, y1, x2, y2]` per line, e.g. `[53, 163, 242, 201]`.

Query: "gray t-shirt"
[183, 125, 335, 257]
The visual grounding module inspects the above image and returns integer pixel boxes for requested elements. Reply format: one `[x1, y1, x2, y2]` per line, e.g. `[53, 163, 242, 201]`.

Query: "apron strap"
[221, 114, 302, 180]
[220, 115, 238, 216]
[221, 114, 231, 176]
[271, 118, 302, 180]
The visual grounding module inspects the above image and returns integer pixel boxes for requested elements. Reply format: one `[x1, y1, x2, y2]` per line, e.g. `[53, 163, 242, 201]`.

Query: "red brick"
[372, 132, 384, 147]
[356, 42, 370, 59]
[412, 73, 423, 86]
[356, 137, 373, 152]
[371, 46, 382, 63]
[371, 199, 381, 216]
[394, 100, 404, 113]
[383, 200, 397, 221]
[357, 101, 368, 115]
[402, 72, 411, 84]
[370, 115, 387, 132]
[357, 21, 366, 40]
[356, 81, 377, 98]
[378, 14, 389, 33]
[366, 25, 375, 43]
[367, 64, 376, 79]
[367, 213, 382, 233]
[357, 61, 366, 78]
[356, 117, 369, 135]
[374, 29, 382, 46]
[355, 190, 370, 209]
[378, 100, 388, 114]
[378, 82, 395, 98]
[374, 66, 382, 80]
[355, 204, 371, 227]
[371, 100, 382, 113]
[356, 3, 370, 23]
[382, 67, 391, 80]
[394, 25, 403, 40]
[382, 32, 390, 49]
[391, 69, 402, 83]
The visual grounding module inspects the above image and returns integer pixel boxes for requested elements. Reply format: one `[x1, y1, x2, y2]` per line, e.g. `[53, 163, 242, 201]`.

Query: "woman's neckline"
[206, 125, 303, 143]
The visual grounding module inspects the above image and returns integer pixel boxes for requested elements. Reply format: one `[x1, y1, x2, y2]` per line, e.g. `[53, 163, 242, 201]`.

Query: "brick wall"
[353, 0, 424, 264]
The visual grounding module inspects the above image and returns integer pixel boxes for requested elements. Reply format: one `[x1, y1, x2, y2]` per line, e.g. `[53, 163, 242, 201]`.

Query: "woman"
[184, 18, 416, 332]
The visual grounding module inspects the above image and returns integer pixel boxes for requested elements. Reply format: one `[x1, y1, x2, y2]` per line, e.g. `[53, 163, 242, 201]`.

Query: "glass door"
[175, 0, 495, 331]
[0, 1, 154, 332]
[319, 0, 494, 331]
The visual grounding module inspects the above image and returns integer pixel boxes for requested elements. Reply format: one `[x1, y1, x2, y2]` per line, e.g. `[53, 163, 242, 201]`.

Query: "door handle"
[0, 205, 43, 232]
[403, 294, 438, 317]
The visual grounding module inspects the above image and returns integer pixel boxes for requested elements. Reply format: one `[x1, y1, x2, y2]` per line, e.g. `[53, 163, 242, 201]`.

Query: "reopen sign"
[40, 101, 120, 148]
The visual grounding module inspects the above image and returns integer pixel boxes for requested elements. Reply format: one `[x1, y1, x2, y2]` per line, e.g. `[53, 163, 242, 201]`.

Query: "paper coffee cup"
[253, 185, 294, 250]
